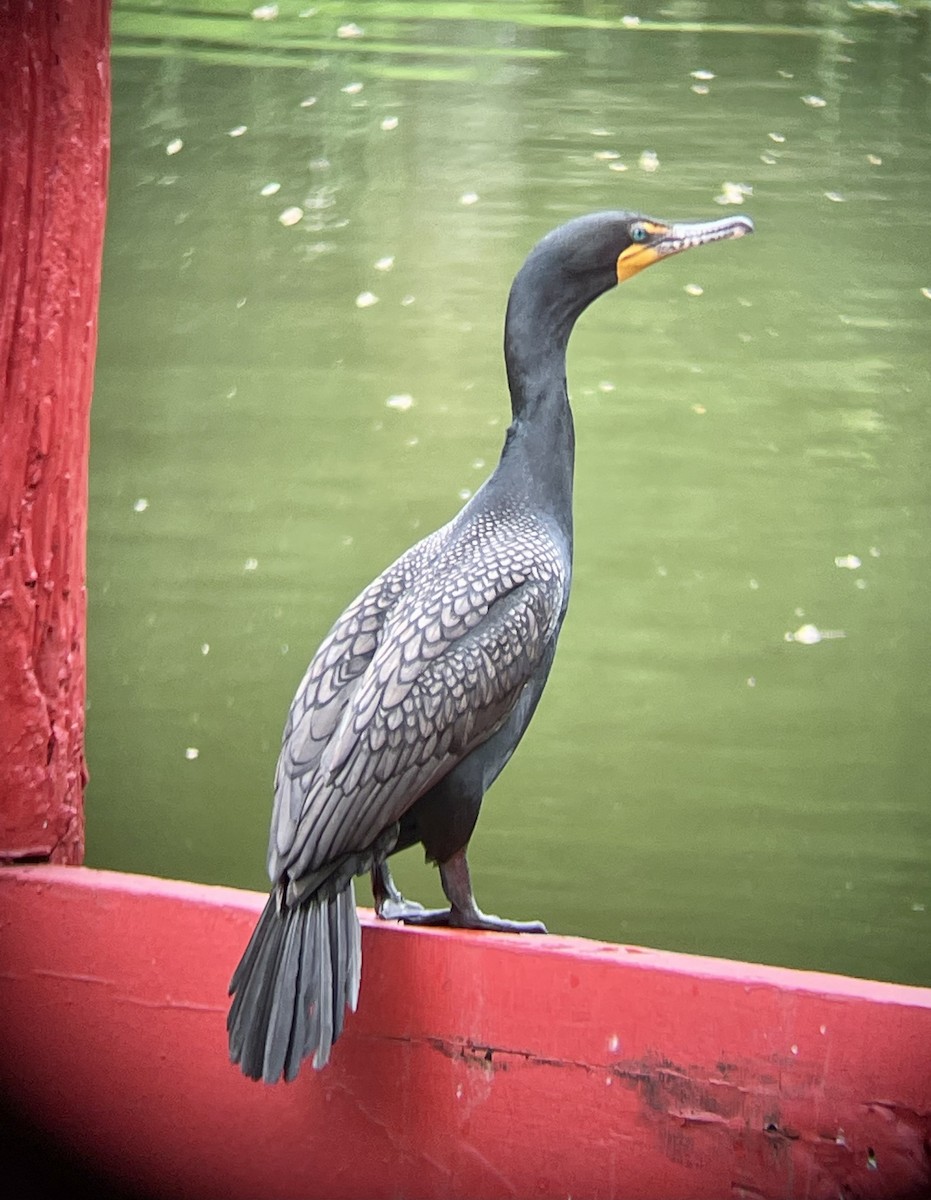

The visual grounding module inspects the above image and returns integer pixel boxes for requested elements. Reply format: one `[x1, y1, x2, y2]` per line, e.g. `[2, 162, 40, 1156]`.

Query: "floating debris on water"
[165, 138, 183, 156]
[380, 116, 399, 131]
[201, 644, 210, 656]
[300, 96, 317, 108]
[801, 94, 827, 108]
[768, 132, 786, 143]
[355, 291, 379, 308]
[867, 153, 882, 165]
[716, 181, 752, 205]
[691, 84, 710, 95]
[260, 182, 281, 196]
[608, 162, 628, 172]
[824, 191, 845, 202]
[785, 624, 846, 645]
[691, 69, 715, 81]
[921, 287, 931, 300]
[185, 747, 200, 760]
[342, 82, 364, 96]
[760, 153, 778, 165]
[244, 558, 259, 571]
[594, 150, 621, 161]
[374, 255, 394, 271]
[278, 206, 303, 226]
[621, 15, 641, 27]
[251, 4, 278, 19]
[460, 191, 480, 205]
[133, 498, 149, 513]
[337, 22, 364, 38]
[684, 283, 704, 296]
[386, 393, 414, 411]
[691, 403, 706, 414]
[638, 150, 659, 173]
[228, 125, 247, 138]
[834, 554, 861, 570]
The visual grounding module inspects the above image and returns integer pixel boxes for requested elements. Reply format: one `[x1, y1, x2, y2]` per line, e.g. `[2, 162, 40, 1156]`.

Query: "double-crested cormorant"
[228, 209, 754, 1082]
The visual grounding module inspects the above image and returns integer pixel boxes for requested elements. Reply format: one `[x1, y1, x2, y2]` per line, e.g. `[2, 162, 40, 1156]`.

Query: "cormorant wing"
[269, 529, 567, 885]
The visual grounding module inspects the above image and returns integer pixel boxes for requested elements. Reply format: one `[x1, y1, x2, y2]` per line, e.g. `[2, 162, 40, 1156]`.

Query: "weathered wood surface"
[0, 0, 110, 862]
[1, 864, 928, 1199]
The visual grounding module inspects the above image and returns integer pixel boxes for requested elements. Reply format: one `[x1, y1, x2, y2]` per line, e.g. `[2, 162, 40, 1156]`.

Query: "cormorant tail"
[227, 881, 361, 1082]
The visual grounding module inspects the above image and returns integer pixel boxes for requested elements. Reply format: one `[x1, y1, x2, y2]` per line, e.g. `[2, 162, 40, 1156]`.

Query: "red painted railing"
[1, 865, 929, 1200]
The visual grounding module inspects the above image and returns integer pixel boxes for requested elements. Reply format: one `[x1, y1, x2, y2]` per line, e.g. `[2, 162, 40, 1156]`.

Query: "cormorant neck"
[489, 246, 615, 529]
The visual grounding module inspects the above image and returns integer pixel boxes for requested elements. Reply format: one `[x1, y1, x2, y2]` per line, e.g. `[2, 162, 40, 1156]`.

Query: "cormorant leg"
[396, 848, 545, 933]
[371, 860, 450, 924]
[439, 848, 547, 933]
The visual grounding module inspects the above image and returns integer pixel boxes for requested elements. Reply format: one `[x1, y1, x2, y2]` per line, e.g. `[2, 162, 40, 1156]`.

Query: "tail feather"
[228, 882, 361, 1082]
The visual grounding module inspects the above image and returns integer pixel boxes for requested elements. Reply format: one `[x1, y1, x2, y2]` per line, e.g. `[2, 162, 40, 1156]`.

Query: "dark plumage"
[228, 208, 754, 1082]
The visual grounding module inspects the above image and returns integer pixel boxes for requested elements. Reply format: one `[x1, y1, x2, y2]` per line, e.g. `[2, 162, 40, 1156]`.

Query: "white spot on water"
[133, 498, 149, 513]
[228, 125, 248, 138]
[251, 4, 278, 19]
[684, 283, 704, 296]
[300, 96, 317, 108]
[785, 623, 846, 645]
[459, 191, 479, 206]
[801, 94, 827, 108]
[278, 206, 303, 227]
[380, 116, 399, 131]
[200, 644, 210, 656]
[638, 149, 659, 172]
[374, 256, 395, 271]
[342, 82, 364, 96]
[166, 138, 183, 156]
[691, 69, 715, 80]
[185, 747, 199, 760]
[355, 291, 379, 308]
[260, 182, 281, 197]
[386, 393, 414, 411]
[716, 181, 752, 206]
[243, 558, 259, 571]
[337, 22, 364, 38]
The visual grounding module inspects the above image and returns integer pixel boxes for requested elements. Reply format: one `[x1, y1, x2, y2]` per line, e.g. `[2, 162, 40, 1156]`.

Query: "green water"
[88, 0, 931, 986]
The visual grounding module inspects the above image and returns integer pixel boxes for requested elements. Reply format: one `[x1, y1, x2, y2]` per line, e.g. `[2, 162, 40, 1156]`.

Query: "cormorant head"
[523, 209, 754, 304]
[504, 208, 754, 395]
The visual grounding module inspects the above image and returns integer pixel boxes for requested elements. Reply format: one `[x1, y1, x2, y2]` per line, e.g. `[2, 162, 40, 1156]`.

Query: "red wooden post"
[0, 0, 110, 863]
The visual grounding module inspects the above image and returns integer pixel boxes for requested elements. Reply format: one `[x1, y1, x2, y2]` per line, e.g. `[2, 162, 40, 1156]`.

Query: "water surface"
[88, 0, 931, 986]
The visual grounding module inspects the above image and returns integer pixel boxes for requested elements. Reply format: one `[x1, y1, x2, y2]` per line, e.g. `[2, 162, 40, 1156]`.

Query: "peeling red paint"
[0, 865, 929, 1200]
[0, 1, 110, 862]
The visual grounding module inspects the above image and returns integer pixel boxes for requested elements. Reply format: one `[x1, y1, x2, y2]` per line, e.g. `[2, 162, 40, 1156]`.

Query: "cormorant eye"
[630, 223, 649, 243]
